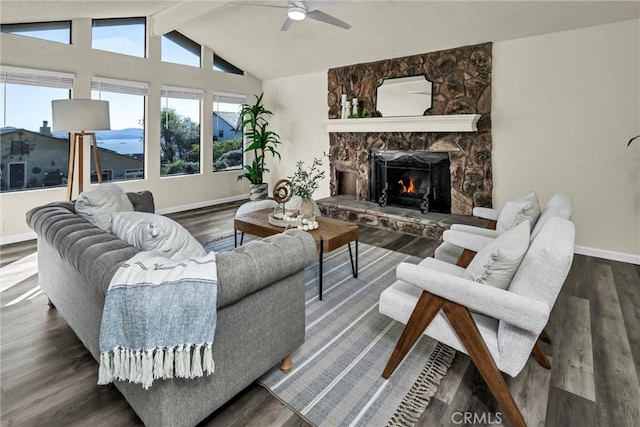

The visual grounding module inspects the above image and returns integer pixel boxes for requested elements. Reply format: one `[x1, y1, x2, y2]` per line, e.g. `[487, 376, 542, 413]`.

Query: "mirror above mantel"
[376, 75, 433, 117]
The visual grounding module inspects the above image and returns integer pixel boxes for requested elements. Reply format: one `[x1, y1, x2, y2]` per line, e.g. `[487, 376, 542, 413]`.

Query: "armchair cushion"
[496, 192, 540, 233]
[462, 221, 530, 290]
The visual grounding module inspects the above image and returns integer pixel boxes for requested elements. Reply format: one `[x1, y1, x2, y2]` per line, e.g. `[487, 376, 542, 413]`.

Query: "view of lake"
[96, 138, 143, 155]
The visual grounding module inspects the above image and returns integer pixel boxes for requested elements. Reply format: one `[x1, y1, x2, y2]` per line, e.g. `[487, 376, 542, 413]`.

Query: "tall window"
[92, 18, 146, 58]
[1, 21, 71, 44]
[160, 86, 202, 176]
[161, 31, 201, 68]
[0, 66, 73, 193]
[213, 93, 245, 171]
[92, 77, 148, 182]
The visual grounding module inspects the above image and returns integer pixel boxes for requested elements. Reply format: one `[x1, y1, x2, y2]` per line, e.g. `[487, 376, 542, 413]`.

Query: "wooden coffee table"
[233, 208, 359, 300]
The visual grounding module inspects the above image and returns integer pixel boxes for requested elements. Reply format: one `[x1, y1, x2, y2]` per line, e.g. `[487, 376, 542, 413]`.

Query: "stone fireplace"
[326, 42, 493, 217]
[369, 150, 451, 214]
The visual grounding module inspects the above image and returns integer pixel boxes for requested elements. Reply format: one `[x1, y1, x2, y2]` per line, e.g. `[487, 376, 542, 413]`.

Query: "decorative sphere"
[313, 222, 319, 229]
[303, 225, 309, 231]
[297, 225, 303, 230]
[302, 218, 308, 225]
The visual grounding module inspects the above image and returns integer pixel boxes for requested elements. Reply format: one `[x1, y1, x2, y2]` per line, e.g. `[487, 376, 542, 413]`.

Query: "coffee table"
[233, 208, 359, 300]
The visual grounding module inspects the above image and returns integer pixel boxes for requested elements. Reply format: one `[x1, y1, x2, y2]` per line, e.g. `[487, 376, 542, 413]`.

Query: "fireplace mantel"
[323, 114, 481, 133]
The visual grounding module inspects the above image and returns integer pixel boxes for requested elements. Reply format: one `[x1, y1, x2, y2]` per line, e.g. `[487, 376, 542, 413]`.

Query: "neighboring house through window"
[213, 92, 245, 172]
[0, 66, 73, 193]
[160, 85, 202, 176]
[91, 76, 148, 182]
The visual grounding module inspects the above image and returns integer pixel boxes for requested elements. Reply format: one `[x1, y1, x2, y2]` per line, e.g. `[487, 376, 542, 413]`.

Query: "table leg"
[355, 240, 358, 278]
[240, 232, 244, 246]
[234, 230, 238, 248]
[348, 242, 355, 277]
[319, 238, 324, 301]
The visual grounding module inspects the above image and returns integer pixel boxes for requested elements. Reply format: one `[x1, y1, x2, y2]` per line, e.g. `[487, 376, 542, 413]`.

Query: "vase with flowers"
[287, 153, 328, 219]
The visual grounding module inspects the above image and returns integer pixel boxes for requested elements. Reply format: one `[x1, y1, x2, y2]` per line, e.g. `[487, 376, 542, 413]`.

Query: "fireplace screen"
[370, 150, 451, 213]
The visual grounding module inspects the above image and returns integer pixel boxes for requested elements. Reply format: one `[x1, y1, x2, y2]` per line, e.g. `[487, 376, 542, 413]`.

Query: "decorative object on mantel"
[288, 153, 328, 219]
[237, 93, 282, 200]
[376, 75, 433, 117]
[628, 135, 639, 146]
[341, 94, 350, 119]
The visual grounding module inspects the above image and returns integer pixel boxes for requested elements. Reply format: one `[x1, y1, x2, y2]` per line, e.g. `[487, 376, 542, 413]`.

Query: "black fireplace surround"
[370, 150, 451, 214]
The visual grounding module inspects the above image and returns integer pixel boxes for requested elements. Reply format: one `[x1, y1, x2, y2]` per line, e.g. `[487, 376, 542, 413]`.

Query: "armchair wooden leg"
[442, 302, 527, 427]
[540, 328, 552, 344]
[280, 356, 293, 373]
[382, 291, 445, 379]
[531, 341, 551, 369]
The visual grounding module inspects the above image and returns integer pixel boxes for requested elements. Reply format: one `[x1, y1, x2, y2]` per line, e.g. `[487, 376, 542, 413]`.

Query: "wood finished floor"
[1, 202, 639, 426]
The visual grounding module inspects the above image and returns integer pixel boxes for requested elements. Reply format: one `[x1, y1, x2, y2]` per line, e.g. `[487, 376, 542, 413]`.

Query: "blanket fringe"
[98, 343, 214, 389]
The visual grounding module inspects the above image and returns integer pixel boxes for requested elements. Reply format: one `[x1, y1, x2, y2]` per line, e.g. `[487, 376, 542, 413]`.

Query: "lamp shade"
[51, 99, 111, 132]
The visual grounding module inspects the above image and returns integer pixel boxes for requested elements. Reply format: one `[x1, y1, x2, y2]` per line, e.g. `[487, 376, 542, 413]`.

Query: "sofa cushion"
[463, 221, 530, 290]
[496, 191, 540, 233]
[126, 191, 155, 213]
[111, 212, 206, 261]
[75, 184, 134, 232]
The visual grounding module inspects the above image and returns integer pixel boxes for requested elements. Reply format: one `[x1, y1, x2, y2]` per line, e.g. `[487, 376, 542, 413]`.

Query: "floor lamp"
[52, 99, 111, 201]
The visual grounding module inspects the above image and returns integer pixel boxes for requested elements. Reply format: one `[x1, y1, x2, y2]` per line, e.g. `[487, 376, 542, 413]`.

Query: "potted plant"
[287, 154, 328, 218]
[237, 93, 282, 200]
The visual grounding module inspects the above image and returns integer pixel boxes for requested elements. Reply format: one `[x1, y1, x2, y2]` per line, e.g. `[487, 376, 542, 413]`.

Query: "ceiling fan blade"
[280, 17, 294, 31]
[307, 10, 351, 29]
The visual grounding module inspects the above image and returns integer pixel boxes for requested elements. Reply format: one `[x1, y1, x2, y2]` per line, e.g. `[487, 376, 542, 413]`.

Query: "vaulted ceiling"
[1, 1, 638, 80]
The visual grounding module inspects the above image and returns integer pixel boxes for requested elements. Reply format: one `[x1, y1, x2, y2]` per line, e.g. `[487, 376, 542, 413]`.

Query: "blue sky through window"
[1, 22, 70, 44]
[92, 18, 145, 58]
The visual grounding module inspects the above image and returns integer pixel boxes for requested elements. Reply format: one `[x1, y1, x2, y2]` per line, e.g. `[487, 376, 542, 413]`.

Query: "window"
[213, 55, 244, 75]
[160, 86, 202, 176]
[1, 21, 71, 44]
[92, 18, 146, 58]
[0, 66, 73, 193]
[91, 77, 148, 182]
[213, 93, 245, 172]
[162, 31, 201, 67]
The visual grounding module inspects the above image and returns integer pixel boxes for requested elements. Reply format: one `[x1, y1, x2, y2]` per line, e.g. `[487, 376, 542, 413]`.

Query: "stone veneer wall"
[327, 42, 492, 215]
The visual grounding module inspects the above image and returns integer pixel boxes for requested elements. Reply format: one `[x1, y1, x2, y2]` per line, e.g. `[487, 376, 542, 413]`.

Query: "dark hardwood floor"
[1, 202, 639, 426]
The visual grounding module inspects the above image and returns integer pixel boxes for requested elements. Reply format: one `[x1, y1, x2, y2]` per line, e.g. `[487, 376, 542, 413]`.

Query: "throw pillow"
[496, 192, 541, 233]
[75, 184, 134, 232]
[462, 221, 530, 290]
[111, 212, 206, 261]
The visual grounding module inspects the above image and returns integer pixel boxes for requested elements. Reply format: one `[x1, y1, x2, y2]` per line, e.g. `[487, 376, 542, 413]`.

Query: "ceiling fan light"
[288, 6, 306, 21]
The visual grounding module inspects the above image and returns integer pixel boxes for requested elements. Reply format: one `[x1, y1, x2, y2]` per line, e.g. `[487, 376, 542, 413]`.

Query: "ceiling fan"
[229, 1, 351, 31]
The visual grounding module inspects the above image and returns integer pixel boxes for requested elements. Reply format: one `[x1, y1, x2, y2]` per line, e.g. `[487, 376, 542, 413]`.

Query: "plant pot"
[298, 197, 315, 219]
[249, 183, 269, 200]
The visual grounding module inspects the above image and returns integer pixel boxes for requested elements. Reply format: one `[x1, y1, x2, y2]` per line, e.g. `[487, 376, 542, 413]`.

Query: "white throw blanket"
[98, 251, 218, 389]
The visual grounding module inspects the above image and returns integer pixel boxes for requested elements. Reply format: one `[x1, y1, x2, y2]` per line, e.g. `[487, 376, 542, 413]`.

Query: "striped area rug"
[205, 235, 456, 427]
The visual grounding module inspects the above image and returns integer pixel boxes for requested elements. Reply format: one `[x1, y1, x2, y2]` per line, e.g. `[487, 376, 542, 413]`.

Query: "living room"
[1, 1, 639, 426]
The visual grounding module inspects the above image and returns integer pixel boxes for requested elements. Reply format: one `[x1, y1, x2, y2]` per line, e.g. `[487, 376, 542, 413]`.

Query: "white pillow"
[496, 192, 541, 233]
[111, 212, 206, 261]
[463, 221, 530, 290]
[75, 184, 134, 232]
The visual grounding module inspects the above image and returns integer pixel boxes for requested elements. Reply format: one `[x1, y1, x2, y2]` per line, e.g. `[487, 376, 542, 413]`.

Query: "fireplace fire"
[370, 150, 451, 214]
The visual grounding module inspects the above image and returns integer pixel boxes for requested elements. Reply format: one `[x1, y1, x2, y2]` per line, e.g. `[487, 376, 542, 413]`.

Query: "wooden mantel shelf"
[323, 114, 481, 133]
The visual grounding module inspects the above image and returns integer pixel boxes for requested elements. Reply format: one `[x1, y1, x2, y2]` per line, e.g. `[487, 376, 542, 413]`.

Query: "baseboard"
[155, 194, 249, 215]
[574, 245, 640, 265]
[0, 231, 37, 246]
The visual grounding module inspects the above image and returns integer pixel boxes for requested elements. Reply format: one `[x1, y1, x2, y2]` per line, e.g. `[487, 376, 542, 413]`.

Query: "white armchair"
[380, 216, 575, 427]
[435, 193, 572, 265]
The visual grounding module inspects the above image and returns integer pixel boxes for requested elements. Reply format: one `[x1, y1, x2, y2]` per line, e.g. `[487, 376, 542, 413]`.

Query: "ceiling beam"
[150, 2, 226, 37]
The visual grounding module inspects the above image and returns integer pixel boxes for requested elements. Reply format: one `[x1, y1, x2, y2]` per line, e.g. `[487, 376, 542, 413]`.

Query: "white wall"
[263, 19, 640, 262]
[0, 19, 262, 243]
[493, 19, 640, 261]
[262, 71, 330, 199]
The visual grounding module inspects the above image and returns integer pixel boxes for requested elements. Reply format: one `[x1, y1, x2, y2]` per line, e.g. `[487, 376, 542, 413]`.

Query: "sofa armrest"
[215, 230, 316, 308]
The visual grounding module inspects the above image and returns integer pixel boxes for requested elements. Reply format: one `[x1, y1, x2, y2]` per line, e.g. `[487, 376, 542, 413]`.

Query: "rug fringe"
[387, 343, 456, 427]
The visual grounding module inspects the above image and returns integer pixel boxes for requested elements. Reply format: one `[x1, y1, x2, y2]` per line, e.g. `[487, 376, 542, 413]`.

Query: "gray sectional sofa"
[26, 192, 317, 426]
